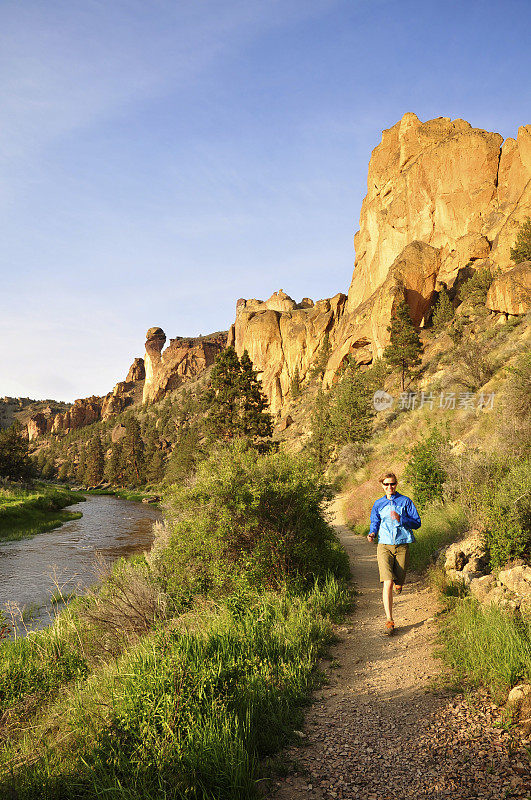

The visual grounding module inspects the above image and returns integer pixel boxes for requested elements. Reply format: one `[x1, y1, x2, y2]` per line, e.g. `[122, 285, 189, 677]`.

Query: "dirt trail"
[271, 497, 530, 800]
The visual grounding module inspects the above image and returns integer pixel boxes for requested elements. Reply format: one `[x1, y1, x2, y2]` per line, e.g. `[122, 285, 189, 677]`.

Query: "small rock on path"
[269, 497, 531, 800]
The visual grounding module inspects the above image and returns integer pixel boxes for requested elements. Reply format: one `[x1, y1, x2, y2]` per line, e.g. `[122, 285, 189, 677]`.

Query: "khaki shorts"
[377, 543, 410, 584]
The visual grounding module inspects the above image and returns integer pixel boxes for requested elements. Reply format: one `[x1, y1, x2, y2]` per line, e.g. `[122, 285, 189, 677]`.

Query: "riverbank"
[83, 486, 161, 504]
[0, 483, 85, 542]
[0, 444, 351, 799]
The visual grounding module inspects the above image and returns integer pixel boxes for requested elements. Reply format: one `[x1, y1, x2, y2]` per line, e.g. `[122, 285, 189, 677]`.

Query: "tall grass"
[438, 598, 531, 701]
[409, 501, 467, 572]
[0, 578, 350, 800]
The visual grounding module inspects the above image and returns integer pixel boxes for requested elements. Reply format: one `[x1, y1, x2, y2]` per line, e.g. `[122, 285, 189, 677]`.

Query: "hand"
[367, 533, 375, 542]
[390, 510, 400, 522]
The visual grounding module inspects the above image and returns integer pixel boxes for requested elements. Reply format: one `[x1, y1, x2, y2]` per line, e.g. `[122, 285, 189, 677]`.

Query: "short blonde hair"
[379, 471, 397, 484]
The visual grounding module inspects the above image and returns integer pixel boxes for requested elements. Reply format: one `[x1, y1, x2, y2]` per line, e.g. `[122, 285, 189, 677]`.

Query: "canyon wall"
[233, 114, 531, 412]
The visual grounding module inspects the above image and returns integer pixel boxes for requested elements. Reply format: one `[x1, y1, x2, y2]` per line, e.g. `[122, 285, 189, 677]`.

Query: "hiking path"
[271, 496, 530, 800]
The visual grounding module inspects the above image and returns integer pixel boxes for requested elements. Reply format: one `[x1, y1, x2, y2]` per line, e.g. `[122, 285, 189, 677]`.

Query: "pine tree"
[310, 332, 331, 380]
[144, 435, 165, 484]
[383, 299, 423, 390]
[238, 350, 273, 441]
[308, 385, 332, 470]
[165, 426, 201, 483]
[290, 366, 301, 399]
[510, 217, 531, 264]
[328, 362, 375, 447]
[207, 347, 272, 444]
[122, 417, 145, 486]
[432, 287, 454, 331]
[84, 435, 104, 486]
[0, 422, 33, 480]
[75, 451, 87, 485]
[106, 440, 124, 486]
[207, 346, 243, 440]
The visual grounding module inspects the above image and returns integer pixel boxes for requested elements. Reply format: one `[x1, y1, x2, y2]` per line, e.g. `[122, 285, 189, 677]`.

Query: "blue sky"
[1, 0, 530, 402]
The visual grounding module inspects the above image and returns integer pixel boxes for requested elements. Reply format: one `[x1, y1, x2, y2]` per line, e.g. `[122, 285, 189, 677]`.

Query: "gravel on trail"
[269, 498, 531, 800]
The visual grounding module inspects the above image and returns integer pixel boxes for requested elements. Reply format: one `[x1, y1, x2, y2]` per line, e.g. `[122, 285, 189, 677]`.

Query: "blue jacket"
[369, 492, 421, 545]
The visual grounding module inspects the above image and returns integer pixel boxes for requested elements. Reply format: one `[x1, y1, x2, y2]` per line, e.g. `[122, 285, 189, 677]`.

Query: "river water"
[0, 495, 162, 633]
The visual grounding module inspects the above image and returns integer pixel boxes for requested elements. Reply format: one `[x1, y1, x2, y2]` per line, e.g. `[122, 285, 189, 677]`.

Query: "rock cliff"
[232, 114, 531, 411]
[26, 357, 146, 440]
[143, 329, 227, 404]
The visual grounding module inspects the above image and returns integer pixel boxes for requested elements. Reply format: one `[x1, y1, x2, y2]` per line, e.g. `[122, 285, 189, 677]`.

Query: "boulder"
[443, 531, 487, 573]
[498, 565, 531, 599]
[277, 415, 293, 432]
[111, 424, 127, 443]
[469, 574, 496, 603]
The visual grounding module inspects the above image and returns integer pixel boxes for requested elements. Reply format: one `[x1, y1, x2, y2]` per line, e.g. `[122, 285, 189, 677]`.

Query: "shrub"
[152, 443, 349, 607]
[458, 266, 495, 306]
[510, 216, 531, 264]
[431, 287, 454, 330]
[404, 427, 449, 510]
[480, 457, 531, 569]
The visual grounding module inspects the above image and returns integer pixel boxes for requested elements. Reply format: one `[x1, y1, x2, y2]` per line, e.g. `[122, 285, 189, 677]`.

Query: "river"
[0, 495, 162, 633]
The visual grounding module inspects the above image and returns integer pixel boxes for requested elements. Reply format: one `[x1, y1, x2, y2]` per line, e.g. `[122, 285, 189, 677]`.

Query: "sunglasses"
[383, 482, 397, 487]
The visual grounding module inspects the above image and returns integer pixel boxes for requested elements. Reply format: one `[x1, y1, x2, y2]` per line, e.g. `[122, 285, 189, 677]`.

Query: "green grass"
[84, 487, 161, 504]
[409, 501, 467, 572]
[0, 576, 351, 800]
[0, 484, 85, 541]
[438, 598, 531, 701]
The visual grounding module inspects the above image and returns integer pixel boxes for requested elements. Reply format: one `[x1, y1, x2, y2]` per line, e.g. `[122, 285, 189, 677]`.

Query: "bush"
[152, 443, 349, 608]
[510, 217, 531, 264]
[431, 287, 454, 331]
[404, 427, 449, 510]
[458, 266, 495, 306]
[480, 457, 531, 569]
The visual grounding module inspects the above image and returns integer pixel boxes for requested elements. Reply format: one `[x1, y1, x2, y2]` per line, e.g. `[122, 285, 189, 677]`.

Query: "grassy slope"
[0, 484, 85, 541]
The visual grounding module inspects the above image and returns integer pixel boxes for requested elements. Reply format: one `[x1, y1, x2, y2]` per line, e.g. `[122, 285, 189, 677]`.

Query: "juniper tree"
[0, 422, 33, 481]
[383, 299, 423, 390]
[207, 347, 272, 445]
[84, 435, 104, 486]
[238, 350, 273, 441]
[290, 366, 301, 399]
[432, 287, 454, 331]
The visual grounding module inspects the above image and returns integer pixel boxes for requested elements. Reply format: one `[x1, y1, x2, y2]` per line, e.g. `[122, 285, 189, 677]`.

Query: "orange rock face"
[232, 115, 531, 411]
[229, 291, 347, 413]
[486, 262, 531, 315]
[142, 329, 227, 404]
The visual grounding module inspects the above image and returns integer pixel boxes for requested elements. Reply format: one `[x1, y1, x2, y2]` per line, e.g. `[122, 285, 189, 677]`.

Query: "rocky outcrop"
[232, 115, 531, 410]
[142, 329, 227, 405]
[126, 358, 145, 383]
[486, 262, 531, 314]
[228, 291, 347, 413]
[440, 533, 531, 618]
[27, 364, 145, 440]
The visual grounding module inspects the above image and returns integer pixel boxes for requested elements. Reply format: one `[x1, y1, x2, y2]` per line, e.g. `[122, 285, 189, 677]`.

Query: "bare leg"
[382, 580, 393, 621]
